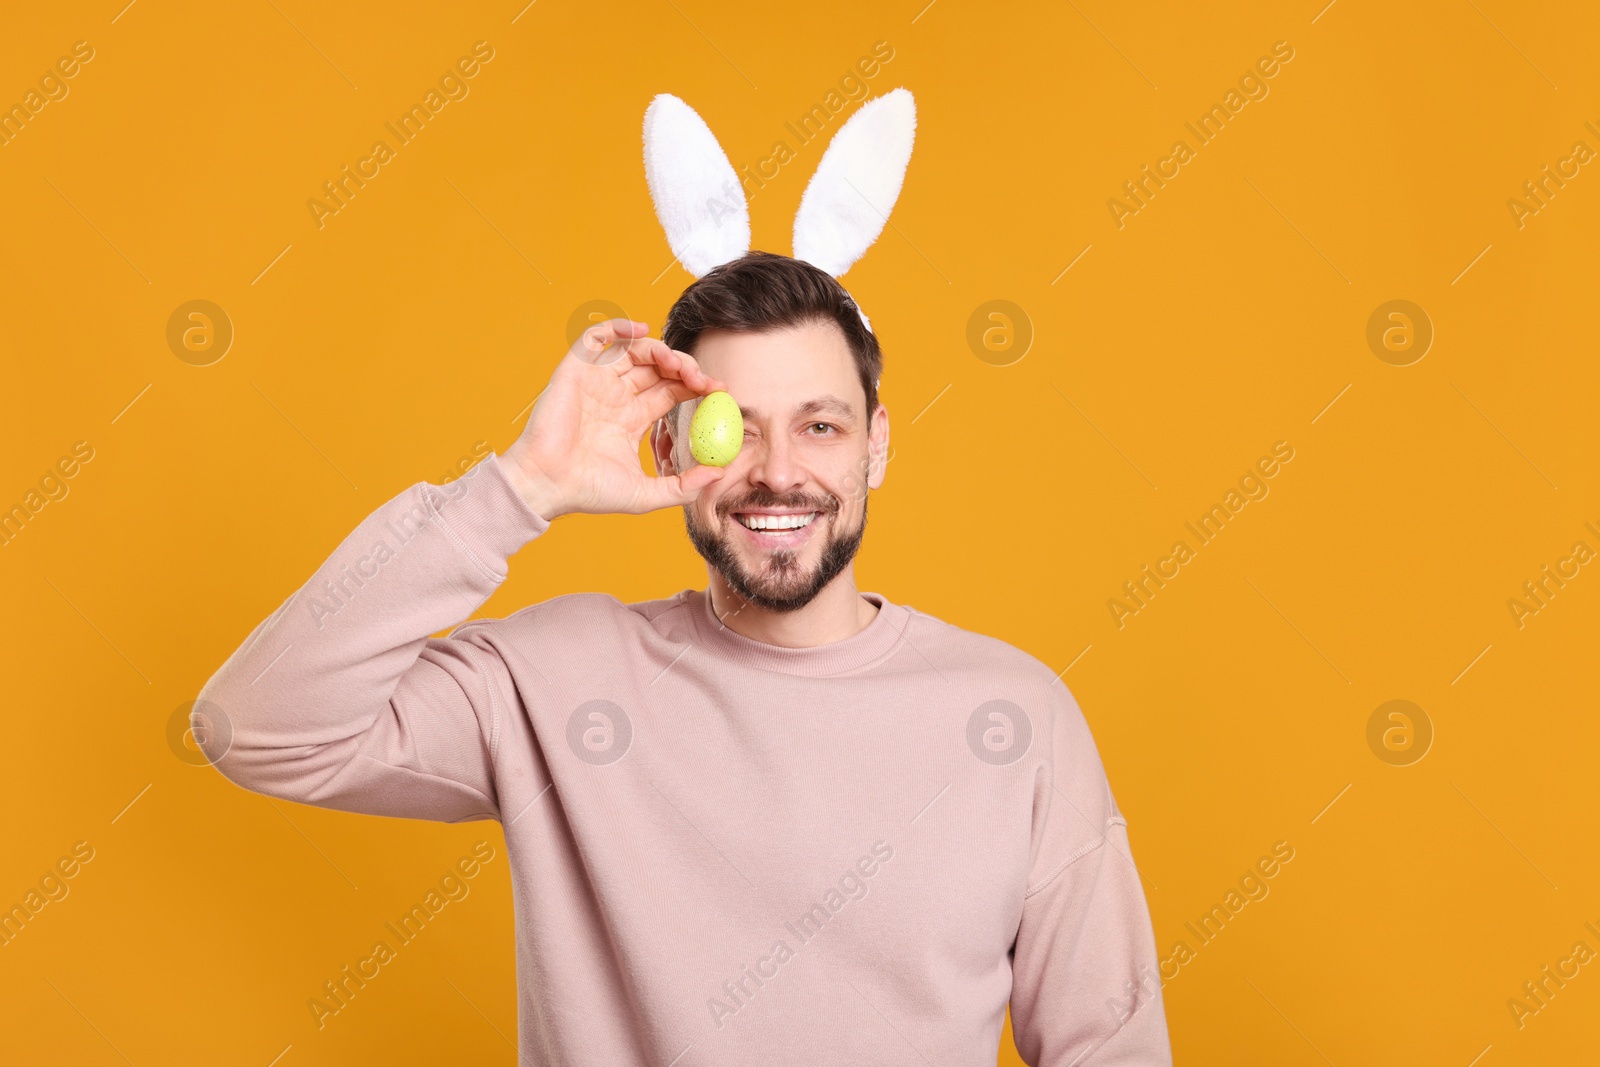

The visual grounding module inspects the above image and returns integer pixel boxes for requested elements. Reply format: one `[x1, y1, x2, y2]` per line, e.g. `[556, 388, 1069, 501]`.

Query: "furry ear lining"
[642, 94, 751, 278]
[792, 87, 917, 279]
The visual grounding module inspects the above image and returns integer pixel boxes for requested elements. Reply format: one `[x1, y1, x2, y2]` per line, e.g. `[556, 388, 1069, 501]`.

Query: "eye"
[808, 422, 838, 435]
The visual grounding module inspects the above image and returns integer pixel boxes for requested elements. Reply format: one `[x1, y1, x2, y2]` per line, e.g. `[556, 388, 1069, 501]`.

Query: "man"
[197, 250, 1172, 1064]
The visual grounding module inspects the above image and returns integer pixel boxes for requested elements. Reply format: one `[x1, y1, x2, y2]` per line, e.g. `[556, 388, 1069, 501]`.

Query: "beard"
[683, 491, 868, 614]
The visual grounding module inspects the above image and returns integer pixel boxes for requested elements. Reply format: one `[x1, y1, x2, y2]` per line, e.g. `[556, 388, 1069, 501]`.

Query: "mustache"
[719, 493, 837, 516]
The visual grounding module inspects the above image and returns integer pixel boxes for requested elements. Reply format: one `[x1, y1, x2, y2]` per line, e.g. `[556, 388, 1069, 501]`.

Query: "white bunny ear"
[792, 88, 917, 278]
[643, 94, 751, 278]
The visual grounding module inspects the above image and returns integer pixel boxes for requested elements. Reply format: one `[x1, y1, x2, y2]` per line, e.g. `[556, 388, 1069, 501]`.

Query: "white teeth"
[737, 512, 817, 531]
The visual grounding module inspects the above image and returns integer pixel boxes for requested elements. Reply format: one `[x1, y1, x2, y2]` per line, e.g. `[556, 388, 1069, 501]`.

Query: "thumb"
[652, 464, 725, 509]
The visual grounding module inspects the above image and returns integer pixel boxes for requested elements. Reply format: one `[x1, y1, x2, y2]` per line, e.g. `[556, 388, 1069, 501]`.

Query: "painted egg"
[688, 390, 743, 467]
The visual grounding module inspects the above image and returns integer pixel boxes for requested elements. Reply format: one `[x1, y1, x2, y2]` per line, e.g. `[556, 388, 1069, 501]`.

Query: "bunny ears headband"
[642, 87, 918, 337]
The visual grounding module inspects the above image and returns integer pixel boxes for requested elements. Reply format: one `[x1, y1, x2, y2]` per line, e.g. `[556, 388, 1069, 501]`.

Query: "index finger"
[619, 337, 727, 393]
[573, 319, 650, 364]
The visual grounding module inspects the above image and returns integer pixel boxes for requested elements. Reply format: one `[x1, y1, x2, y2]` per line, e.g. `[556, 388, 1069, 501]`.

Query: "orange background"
[2, 0, 1596, 1063]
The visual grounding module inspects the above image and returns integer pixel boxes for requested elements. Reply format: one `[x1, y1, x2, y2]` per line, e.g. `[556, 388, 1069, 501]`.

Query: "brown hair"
[661, 251, 883, 423]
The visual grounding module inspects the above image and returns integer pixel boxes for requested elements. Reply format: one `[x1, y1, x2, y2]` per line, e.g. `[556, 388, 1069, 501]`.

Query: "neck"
[705, 566, 878, 648]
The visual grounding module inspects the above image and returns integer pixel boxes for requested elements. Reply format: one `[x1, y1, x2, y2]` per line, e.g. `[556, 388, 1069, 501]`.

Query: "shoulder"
[900, 601, 1071, 695]
[898, 601, 1101, 765]
[446, 589, 692, 643]
[447, 590, 637, 641]
[900, 605, 1122, 891]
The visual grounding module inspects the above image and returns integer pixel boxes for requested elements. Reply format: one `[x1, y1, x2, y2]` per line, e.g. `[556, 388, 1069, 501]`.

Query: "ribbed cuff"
[423, 452, 551, 583]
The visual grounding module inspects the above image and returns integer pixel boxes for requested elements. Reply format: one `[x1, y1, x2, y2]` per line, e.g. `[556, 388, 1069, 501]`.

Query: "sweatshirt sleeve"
[193, 452, 551, 824]
[1008, 683, 1172, 1066]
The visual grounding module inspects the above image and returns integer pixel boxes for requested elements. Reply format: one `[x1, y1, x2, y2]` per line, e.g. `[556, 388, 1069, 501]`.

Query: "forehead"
[691, 321, 863, 418]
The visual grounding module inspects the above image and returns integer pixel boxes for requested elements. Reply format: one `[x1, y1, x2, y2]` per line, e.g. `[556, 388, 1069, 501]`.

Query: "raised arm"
[194, 319, 730, 823]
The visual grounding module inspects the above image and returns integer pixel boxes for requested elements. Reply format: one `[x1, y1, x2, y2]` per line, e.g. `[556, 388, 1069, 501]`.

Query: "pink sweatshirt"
[197, 452, 1171, 1065]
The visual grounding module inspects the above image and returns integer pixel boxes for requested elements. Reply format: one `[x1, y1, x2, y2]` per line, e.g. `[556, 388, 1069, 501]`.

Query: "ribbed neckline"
[683, 587, 912, 677]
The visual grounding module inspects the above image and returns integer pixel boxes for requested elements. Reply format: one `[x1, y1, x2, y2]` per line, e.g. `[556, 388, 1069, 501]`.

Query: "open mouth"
[734, 511, 819, 531]
[730, 510, 823, 546]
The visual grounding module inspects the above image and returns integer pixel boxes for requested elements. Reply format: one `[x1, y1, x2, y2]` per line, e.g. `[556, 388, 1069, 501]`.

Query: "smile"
[734, 511, 819, 531]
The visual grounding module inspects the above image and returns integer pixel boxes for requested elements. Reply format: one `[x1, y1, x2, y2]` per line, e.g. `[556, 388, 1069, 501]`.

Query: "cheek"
[698, 485, 734, 525]
[828, 492, 865, 529]
[832, 461, 873, 511]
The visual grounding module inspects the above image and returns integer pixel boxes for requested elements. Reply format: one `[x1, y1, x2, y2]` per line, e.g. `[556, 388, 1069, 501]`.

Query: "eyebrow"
[738, 395, 858, 424]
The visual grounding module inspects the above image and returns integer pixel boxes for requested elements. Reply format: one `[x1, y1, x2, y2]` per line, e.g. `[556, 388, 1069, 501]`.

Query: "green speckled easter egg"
[688, 390, 743, 467]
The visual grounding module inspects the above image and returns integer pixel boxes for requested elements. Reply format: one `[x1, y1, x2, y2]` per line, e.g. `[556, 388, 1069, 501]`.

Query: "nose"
[745, 428, 807, 498]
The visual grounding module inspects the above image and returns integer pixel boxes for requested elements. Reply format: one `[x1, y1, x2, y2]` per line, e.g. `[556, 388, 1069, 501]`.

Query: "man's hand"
[500, 319, 730, 521]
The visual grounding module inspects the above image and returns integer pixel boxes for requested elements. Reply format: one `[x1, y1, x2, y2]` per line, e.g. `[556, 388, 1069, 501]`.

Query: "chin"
[683, 503, 869, 615]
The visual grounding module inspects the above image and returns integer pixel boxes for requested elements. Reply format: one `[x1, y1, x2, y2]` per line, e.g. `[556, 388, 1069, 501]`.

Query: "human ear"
[651, 416, 680, 477]
[866, 403, 890, 490]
